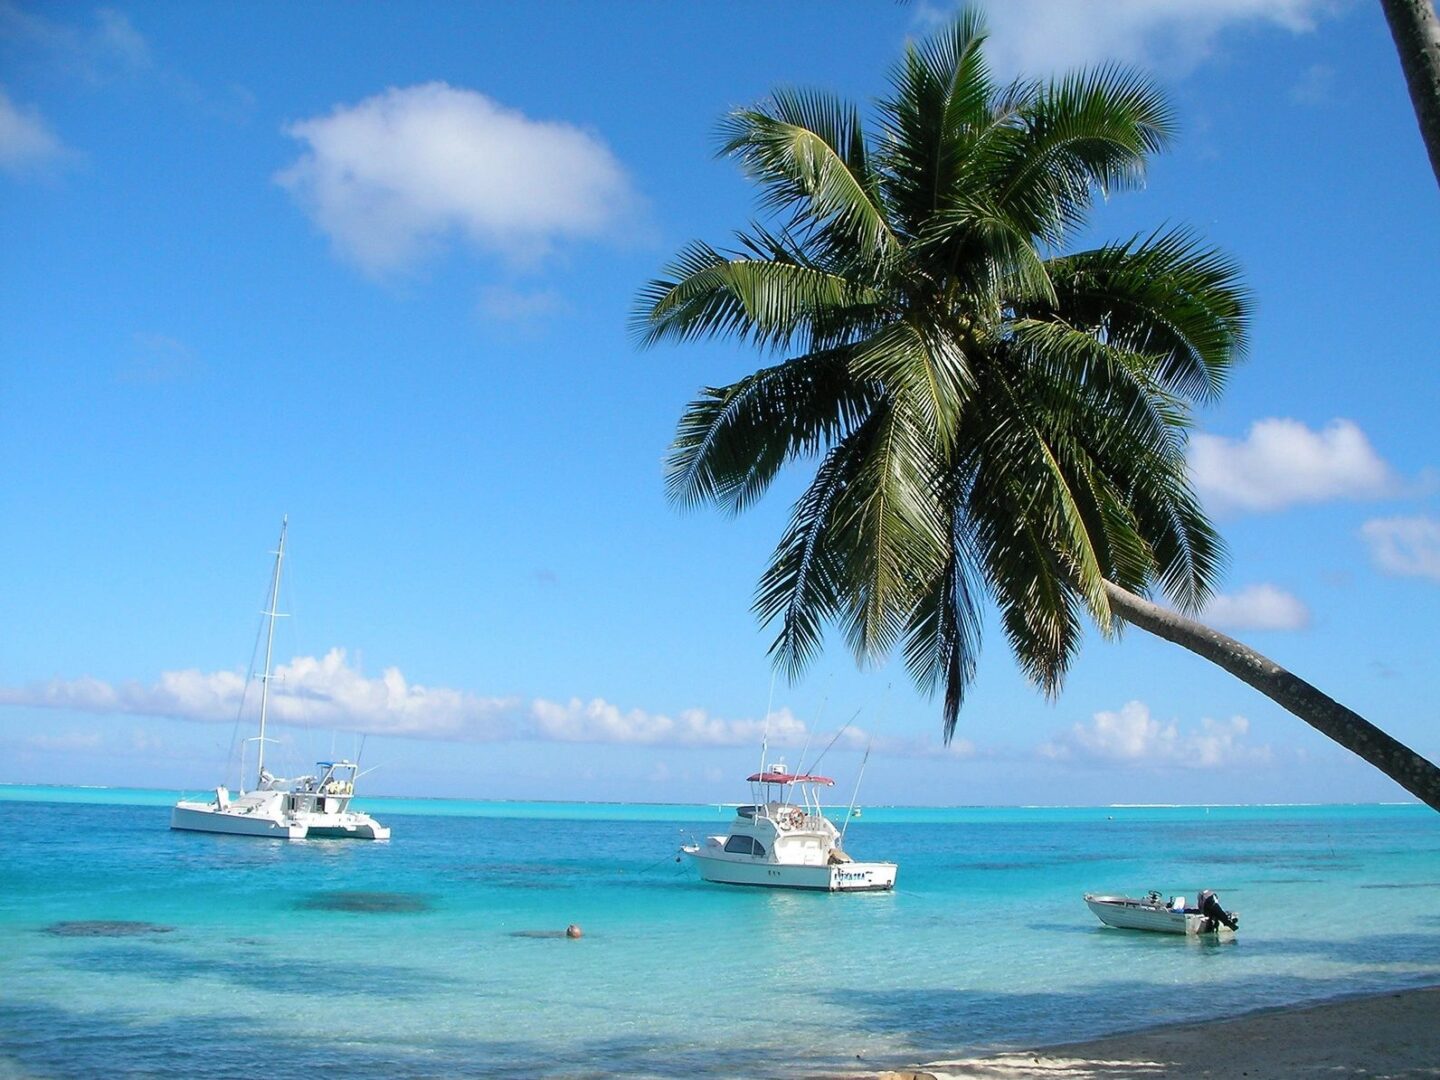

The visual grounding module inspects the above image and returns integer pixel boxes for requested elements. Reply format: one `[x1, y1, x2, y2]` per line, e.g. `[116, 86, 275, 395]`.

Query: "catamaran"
[170, 518, 390, 841]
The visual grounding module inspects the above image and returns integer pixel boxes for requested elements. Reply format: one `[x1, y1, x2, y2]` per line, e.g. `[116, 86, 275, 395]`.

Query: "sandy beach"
[875, 985, 1440, 1079]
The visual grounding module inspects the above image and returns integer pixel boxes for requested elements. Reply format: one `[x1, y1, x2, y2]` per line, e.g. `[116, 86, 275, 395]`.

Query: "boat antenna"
[255, 516, 289, 787]
[757, 666, 778, 777]
[840, 739, 872, 843]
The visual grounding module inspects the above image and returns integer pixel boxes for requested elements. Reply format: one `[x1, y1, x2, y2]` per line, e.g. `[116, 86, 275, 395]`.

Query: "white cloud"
[23, 731, 104, 753]
[1362, 515, 1440, 582]
[0, 649, 520, 742]
[1039, 700, 1269, 768]
[1289, 63, 1335, 105]
[477, 284, 568, 323]
[276, 82, 638, 274]
[880, 734, 976, 759]
[92, 8, 152, 72]
[0, 5, 152, 84]
[530, 699, 806, 748]
[967, 0, 1334, 78]
[1189, 418, 1398, 513]
[117, 332, 202, 383]
[0, 87, 69, 175]
[1201, 584, 1310, 631]
[0, 650, 972, 759]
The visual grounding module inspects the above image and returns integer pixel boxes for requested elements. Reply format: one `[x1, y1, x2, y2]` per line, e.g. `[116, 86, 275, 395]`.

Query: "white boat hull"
[171, 798, 390, 841]
[1084, 894, 1234, 935]
[685, 847, 896, 891]
[171, 801, 306, 838]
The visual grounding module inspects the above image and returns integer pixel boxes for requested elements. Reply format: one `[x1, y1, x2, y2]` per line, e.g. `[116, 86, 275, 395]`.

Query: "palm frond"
[845, 319, 975, 453]
[829, 400, 951, 663]
[993, 65, 1174, 245]
[877, 9, 1009, 239]
[917, 197, 1057, 307]
[754, 437, 856, 679]
[903, 503, 986, 738]
[1042, 229, 1251, 403]
[665, 347, 873, 512]
[632, 237, 884, 354]
[977, 365, 1113, 630]
[720, 89, 897, 263]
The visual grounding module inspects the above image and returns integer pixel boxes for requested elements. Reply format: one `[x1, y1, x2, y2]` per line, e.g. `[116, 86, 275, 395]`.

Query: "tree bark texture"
[1382, 0, 1440, 189]
[1103, 580, 1440, 811]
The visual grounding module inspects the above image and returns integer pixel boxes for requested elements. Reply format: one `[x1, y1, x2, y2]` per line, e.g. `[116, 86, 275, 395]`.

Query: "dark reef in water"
[43, 920, 176, 937]
[1359, 881, 1440, 890]
[297, 891, 432, 913]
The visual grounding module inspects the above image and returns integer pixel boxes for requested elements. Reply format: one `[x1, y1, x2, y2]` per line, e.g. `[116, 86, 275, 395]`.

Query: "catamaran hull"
[171, 802, 306, 839]
[303, 819, 391, 839]
[686, 850, 896, 891]
[170, 803, 390, 840]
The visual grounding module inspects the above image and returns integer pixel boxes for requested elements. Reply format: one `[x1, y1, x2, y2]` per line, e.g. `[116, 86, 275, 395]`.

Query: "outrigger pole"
[806, 708, 861, 776]
[841, 740, 871, 844]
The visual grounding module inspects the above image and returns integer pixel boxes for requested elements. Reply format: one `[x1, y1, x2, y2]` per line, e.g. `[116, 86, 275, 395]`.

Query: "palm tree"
[1381, 0, 1440, 190]
[633, 11, 1440, 810]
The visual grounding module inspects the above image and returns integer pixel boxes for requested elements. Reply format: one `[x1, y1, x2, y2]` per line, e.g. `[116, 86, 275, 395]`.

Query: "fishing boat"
[1084, 890, 1238, 935]
[682, 766, 896, 891]
[170, 519, 390, 841]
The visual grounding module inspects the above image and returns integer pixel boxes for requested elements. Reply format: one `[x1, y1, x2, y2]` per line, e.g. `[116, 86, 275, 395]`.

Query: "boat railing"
[735, 800, 836, 834]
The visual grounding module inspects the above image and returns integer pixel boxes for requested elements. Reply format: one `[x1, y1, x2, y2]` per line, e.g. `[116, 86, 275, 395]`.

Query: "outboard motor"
[1198, 889, 1239, 930]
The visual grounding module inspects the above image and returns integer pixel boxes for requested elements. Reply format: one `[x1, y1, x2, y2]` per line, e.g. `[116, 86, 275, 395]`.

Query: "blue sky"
[2, 0, 1437, 807]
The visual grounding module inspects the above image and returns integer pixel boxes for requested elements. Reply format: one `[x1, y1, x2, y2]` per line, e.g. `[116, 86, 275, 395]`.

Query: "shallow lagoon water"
[2, 789, 1438, 1077]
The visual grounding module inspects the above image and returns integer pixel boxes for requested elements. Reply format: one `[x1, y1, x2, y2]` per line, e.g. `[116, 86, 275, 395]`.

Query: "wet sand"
[876, 985, 1440, 1079]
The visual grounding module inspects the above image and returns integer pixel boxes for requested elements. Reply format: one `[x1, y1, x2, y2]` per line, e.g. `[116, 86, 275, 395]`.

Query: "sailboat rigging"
[170, 518, 390, 840]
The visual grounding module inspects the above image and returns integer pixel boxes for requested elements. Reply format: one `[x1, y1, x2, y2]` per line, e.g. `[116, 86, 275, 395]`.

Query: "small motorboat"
[1084, 890, 1238, 935]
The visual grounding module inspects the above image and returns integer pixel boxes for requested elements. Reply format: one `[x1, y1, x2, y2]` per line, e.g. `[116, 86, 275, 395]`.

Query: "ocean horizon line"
[0, 781, 1422, 813]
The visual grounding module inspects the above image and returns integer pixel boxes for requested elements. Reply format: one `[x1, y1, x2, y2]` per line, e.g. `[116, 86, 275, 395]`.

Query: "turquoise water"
[2, 787, 1438, 1077]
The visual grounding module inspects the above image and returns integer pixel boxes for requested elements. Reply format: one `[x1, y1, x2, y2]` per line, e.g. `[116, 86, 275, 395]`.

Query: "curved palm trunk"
[1103, 580, 1440, 811]
[1381, 0, 1440, 189]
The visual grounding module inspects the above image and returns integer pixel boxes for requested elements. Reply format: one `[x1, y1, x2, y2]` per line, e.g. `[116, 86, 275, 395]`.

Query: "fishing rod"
[791, 690, 829, 778]
[840, 740, 872, 844]
[805, 708, 862, 777]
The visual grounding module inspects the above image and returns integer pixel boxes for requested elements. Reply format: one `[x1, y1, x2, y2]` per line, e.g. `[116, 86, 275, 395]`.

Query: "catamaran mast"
[255, 516, 287, 786]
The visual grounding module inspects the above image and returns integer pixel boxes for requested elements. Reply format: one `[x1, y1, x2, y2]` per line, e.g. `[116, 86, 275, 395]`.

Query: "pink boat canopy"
[746, 771, 835, 786]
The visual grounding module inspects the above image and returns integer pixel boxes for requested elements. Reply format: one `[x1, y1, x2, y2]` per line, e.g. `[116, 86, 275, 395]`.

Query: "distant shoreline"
[881, 985, 1440, 1079]
[0, 782, 1423, 811]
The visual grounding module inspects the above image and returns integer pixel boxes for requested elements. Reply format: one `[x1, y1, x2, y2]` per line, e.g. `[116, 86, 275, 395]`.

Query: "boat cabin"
[259, 760, 362, 816]
[712, 766, 854, 868]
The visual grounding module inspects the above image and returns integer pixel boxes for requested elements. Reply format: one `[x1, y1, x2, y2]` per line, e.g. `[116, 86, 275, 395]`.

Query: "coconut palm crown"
[633, 11, 1250, 740]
